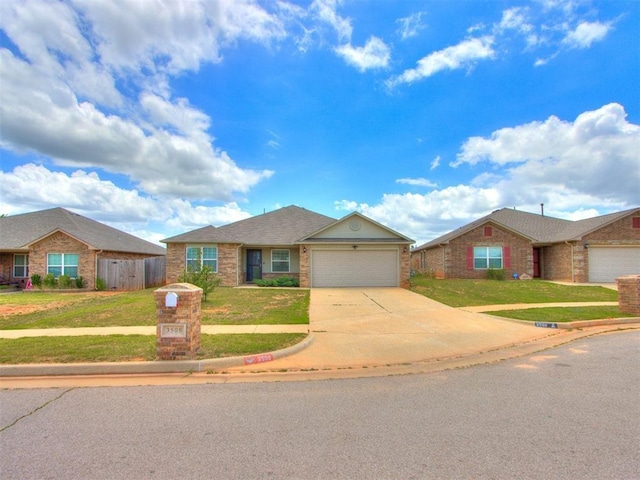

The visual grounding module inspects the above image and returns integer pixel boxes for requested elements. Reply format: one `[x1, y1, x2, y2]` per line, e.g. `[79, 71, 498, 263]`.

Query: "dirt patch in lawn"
[0, 291, 122, 317]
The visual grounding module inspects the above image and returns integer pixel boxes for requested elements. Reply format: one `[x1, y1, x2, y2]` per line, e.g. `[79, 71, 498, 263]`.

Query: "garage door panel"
[312, 250, 398, 287]
[589, 247, 640, 282]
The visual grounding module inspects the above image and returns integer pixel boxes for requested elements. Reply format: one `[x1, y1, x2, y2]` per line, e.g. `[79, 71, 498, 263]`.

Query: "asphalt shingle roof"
[0, 208, 165, 255]
[162, 205, 337, 245]
[414, 207, 640, 251]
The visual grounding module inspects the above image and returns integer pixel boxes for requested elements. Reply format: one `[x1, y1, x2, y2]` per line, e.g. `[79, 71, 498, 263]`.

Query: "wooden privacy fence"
[97, 256, 166, 291]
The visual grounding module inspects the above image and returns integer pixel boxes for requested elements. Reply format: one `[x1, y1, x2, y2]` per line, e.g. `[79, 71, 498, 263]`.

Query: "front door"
[246, 249, 262, 282]
[533, 248, 541, 278]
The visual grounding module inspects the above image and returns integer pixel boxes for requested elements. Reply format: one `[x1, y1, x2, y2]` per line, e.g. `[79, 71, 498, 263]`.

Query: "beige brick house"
[411, 207, 640, 283]
[0, 208, 165, 290]
[162, 205, 414, 288]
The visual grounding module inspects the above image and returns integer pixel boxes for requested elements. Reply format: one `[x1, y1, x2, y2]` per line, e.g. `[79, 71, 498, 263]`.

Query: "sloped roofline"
[298, 211, 414, 243]
[24, 228, 97, 250]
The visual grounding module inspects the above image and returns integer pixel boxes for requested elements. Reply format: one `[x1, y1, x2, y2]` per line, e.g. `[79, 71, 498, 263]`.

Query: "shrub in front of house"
[486, 268, 506, 281]
[30, 274, 42, 289]
[254, 277, 300, 287]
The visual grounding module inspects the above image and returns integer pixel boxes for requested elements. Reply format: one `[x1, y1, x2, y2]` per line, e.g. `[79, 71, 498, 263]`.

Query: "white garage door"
[311, 249, 398, 287]
[589, 247, 640, 282]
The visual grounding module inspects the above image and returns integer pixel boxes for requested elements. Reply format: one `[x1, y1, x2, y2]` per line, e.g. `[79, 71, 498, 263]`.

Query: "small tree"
[178, 252, 221, 301]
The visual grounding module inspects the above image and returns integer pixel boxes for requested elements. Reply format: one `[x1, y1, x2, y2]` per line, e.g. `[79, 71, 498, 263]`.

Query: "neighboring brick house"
[0, 208, 166, 290]
[162, 205, 414, 288]
[411, 207, 640, 283]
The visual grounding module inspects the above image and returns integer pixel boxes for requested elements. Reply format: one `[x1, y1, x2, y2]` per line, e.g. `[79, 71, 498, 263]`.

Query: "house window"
[473, 246, 503, 269]
[47, 253, 79, 278]
[186, 246, 217, 272]
[14, 254, 29, 278]
[271, 249, 290, 273]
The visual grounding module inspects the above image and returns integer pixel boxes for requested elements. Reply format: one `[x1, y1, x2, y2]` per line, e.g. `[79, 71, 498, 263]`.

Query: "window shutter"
[633, 217, 640, 229]
[484, 226, 492, 237]
[503, 246, 511, 269]
[466, 246, 474, 270]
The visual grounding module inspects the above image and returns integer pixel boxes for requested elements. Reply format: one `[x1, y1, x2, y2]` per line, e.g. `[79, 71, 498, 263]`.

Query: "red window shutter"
[466, 246, 474, 270]
[503, 246, 511, 269]
[484, 226, 492, 237]
[633, 217, 640, 229]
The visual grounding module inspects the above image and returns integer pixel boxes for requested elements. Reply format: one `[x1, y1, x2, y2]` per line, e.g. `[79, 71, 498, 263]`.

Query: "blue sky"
[1, 0, 638, 246]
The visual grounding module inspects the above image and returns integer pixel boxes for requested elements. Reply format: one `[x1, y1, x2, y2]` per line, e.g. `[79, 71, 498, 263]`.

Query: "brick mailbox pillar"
[616, 275, 640, 316]
[154, 283, 202, 360]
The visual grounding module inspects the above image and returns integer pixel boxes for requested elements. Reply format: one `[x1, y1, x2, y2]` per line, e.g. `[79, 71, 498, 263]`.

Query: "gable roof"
[162, 205, 337, 246]
[300, 211, 414, 243]
[414, 207, 640, 251]
[0, 207, 166, 255]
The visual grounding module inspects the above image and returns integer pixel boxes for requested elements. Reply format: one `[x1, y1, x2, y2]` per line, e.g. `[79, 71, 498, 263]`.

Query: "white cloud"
[396, 12, 426, 40]
[337, 104, 638, 245]
[310, 0, 352, 43]
[386, 36, 495, 88]
[430, 156, 441, 170]
[454, 103, 640, 204]
[562, 21, 612, 49]
[396, 178, 437, 188]
[335, 36, 390, 72]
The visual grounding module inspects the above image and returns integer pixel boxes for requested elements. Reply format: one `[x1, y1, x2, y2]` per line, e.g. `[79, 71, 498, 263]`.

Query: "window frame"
[47, 253, 79, 278]
[13, 254, 29, 278]
[186, 245, 218, 272]
[473, 246, 503, 270]
[271, 249, 290, 273]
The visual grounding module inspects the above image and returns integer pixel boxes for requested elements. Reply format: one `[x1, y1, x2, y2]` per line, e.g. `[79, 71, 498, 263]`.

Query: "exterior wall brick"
[542, 243, 573, 281]
[165, 242, 239, 286]
[155, 283, 202, 360]
[299, 245, 310, 288]
[399, 247, 411, 288]
[29, 232, 97, 289]
[616, 275, 640, 315]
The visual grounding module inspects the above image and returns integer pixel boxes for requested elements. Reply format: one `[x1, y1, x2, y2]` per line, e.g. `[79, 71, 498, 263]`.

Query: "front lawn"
[0, 333, 307, 364]
[0, 287, 309, 329]
[410, 277, 617, 307]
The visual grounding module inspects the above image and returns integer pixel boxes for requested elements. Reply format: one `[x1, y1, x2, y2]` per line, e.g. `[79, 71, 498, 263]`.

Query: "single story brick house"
[162, 205, 414, 288]
[411, 207, 640, 283]
[0, 207, 166, 290]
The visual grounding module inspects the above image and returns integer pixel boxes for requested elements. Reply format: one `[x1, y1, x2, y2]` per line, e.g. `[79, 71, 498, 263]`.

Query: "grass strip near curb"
[410, 277, 617, 307]
[0, 333, 307, 364]
[485, 306, 635, 323]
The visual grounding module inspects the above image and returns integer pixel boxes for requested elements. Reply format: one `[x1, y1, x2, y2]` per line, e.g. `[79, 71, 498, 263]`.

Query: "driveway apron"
[243, 288, 562, 370]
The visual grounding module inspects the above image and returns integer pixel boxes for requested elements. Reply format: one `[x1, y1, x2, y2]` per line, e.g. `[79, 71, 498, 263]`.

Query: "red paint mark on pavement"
[244, 353, 274, 365]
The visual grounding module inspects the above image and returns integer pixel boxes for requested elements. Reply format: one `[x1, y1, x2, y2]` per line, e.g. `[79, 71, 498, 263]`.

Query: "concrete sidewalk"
[0, 324, 308, 339]
[0, 288, 637, 384]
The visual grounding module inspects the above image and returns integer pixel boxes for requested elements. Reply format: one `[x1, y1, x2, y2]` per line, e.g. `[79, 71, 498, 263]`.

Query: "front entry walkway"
[233, 288, 564, 371]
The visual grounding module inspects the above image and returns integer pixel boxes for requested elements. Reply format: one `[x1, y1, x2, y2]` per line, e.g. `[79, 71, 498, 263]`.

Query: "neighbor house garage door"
[311, 249, 398, 287]
[589, 247, 640, 282]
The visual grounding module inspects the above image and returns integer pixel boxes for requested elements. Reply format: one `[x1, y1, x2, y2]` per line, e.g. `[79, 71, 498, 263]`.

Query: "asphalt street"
[1, 330, 638, 480]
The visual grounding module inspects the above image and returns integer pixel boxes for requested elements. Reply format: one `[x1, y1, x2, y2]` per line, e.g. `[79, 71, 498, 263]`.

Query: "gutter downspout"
[565, 241, 574, 283]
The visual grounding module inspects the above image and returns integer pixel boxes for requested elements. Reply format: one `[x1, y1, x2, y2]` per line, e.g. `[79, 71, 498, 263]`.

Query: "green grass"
[202, 288, 309, 325]
[0, 287, 309, 329]
[410, 277, 618, 307]
[0, 333, 307, 364]
[486, 306, 636, 323]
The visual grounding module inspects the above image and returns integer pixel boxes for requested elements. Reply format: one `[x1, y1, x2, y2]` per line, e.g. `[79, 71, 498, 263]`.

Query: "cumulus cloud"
[338, 104, 638, 245]
[335, 36, 390, 72]
[386, 36, 495, 88]
[0, 0, 275, 204]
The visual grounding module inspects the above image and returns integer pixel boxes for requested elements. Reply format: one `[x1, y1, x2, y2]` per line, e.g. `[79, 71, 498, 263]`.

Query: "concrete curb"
[0, 333, 315, 377]
[483, 315, 640, 329]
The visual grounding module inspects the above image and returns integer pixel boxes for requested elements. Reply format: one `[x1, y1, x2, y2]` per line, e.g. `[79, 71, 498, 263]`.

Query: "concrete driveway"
[248, 288, 560, 370]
